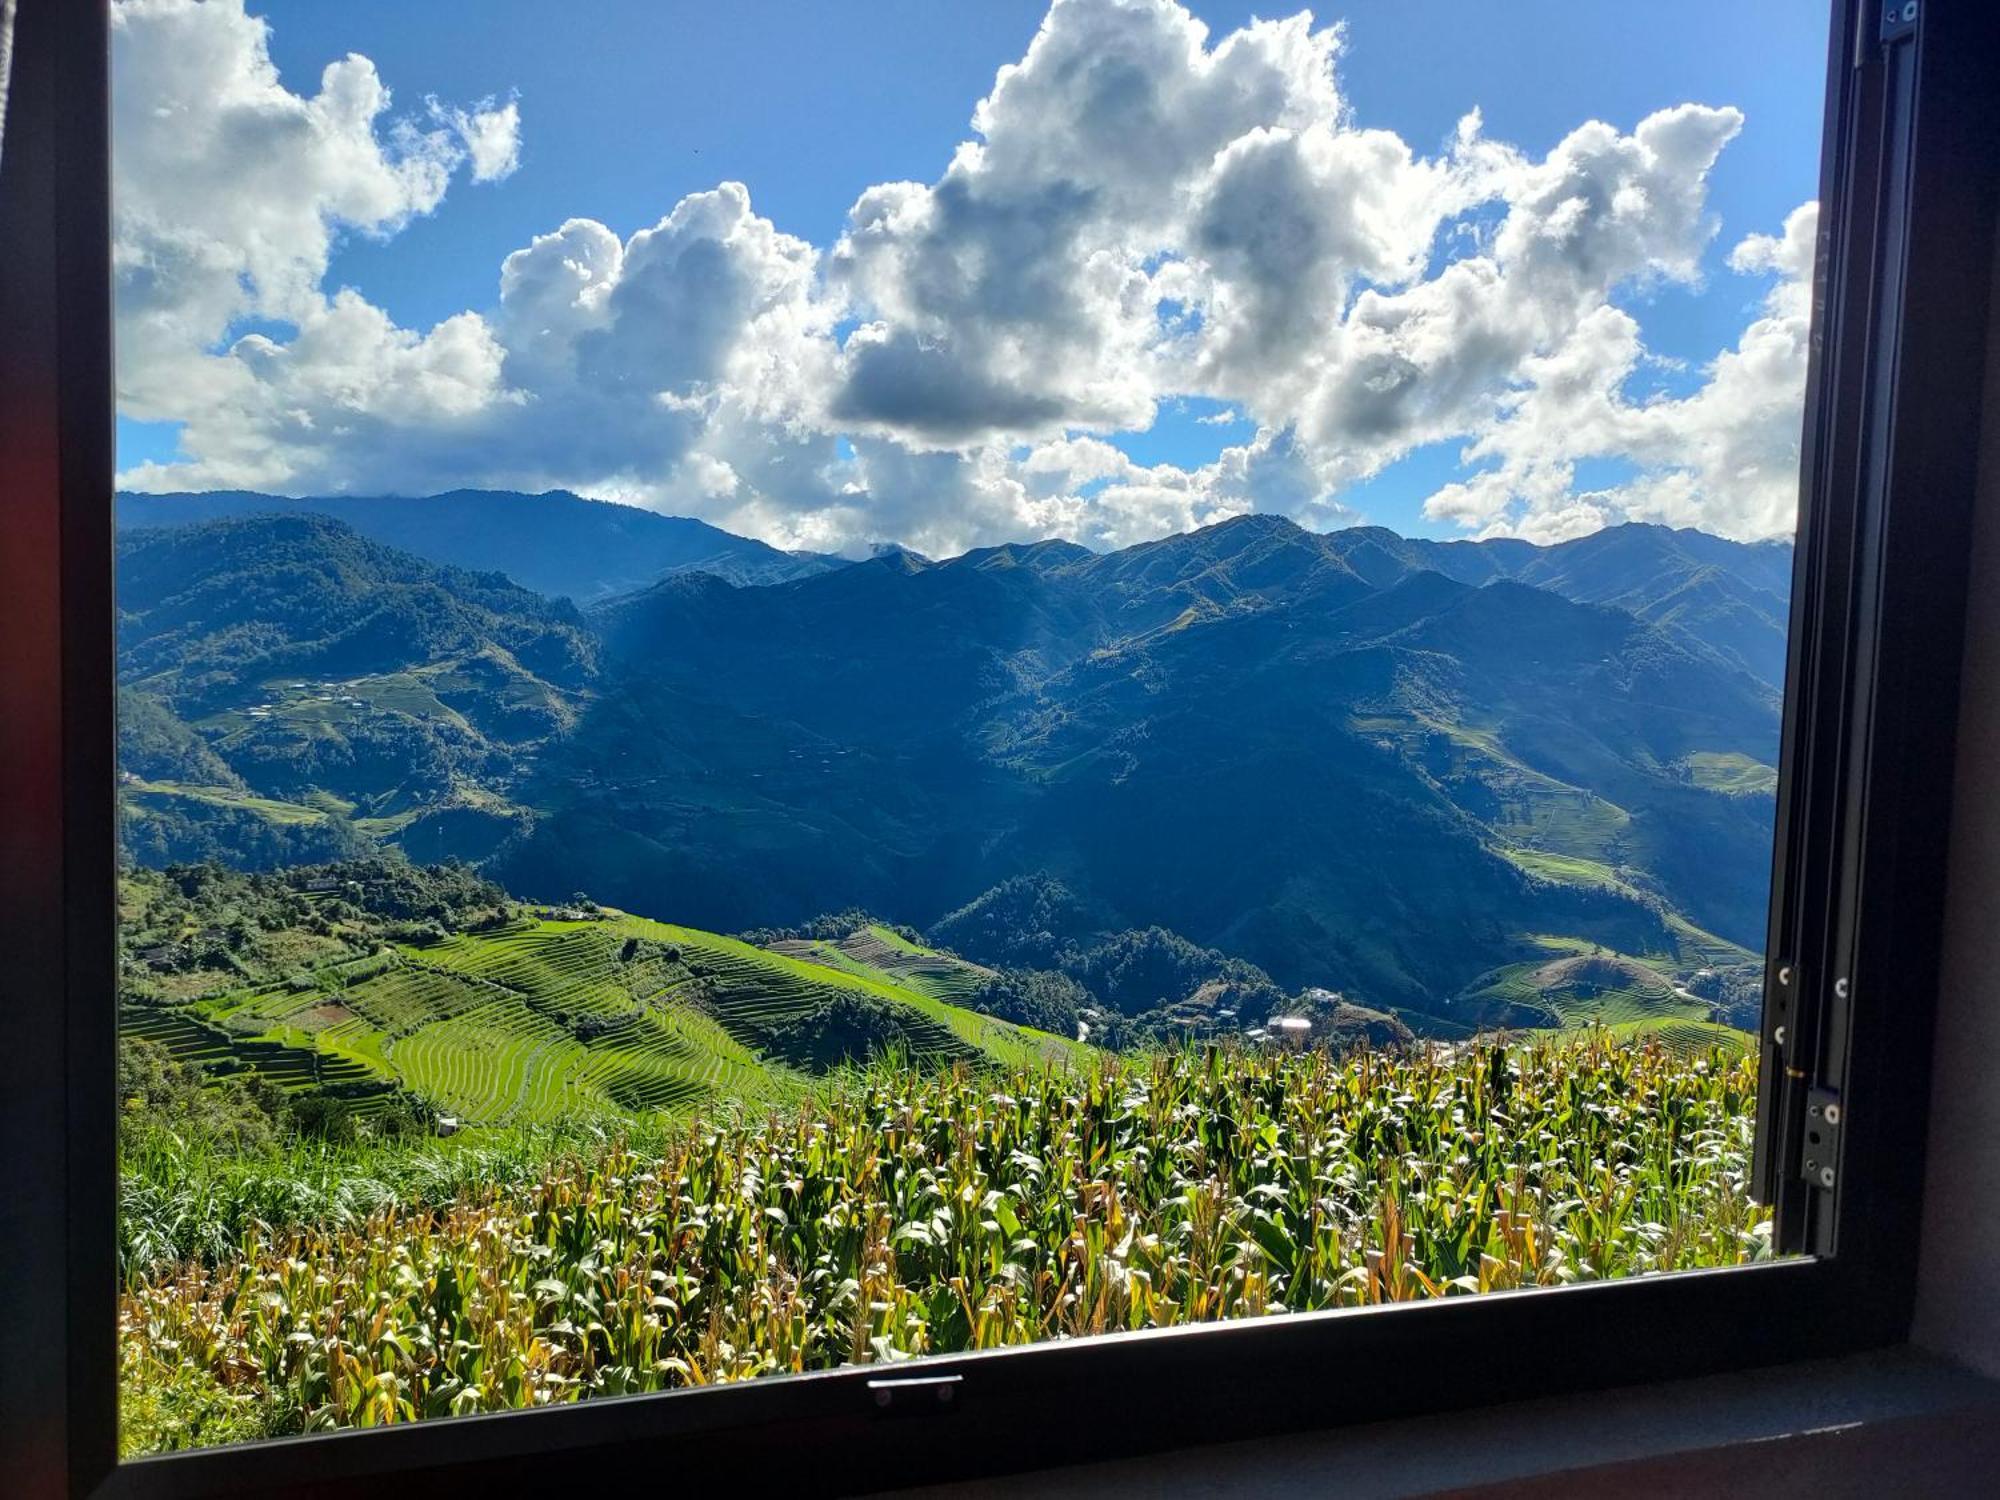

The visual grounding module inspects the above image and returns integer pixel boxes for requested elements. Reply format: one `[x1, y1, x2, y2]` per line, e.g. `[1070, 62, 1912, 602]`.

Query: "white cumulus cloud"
[112, 0, 516, 424]
[437, 95, 521, 183]
[114, 0, 1816, 555]
[1419, 199, 1817, 542]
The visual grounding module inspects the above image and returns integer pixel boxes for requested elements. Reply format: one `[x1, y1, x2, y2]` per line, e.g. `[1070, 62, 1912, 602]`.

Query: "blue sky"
[114, 0, 1830, 548]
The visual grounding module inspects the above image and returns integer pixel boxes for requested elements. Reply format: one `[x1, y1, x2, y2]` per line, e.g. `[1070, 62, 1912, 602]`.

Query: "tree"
[760, 994, 910, 1071]
[967, 969, 1090, 1037]
[117, 1036, 281, 1154]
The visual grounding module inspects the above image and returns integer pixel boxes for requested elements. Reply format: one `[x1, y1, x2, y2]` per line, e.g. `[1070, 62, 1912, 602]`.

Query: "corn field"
[120, 1032, 1770, 1454]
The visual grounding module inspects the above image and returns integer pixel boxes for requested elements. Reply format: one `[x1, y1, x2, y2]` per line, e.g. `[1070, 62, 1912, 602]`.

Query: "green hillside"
[766, 923, 994, 1004]
[116, 514, 596, 866]
[619, 916, 1081, 1072]
[122, 899, 1085, 1128]
[1681, 750, 1781, 795]
[1444, 941, 1749, 1057]
[531, 513, 1780, 1014]
[115, 862, 1762, 1454]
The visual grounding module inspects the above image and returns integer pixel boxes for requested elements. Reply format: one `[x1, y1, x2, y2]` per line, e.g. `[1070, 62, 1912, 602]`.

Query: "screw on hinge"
[1773, 1025, 1786, 1047]
[1777, 965, 1793, 987]
[1833, 976, 1850, 1000]
[867, 1374, 962, 1416]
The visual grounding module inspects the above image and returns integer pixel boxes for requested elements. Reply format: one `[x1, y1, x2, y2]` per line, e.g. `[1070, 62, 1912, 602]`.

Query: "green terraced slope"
[765, 924, 993, 1005]
[621, 917, 1085, 1073]
[1609, 1017, 1754, 1059]
[122, 912, 1087, 1126]
[1443, 944, 1741, 1051]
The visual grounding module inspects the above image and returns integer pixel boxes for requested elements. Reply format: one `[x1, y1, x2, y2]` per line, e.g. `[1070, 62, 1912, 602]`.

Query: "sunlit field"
[120, 1032, 1767, 1454]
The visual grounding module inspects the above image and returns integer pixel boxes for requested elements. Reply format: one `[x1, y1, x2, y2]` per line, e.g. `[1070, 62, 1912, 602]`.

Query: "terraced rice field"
[762, 927, 991, 1006]
[1611, 1017, 1754, 1059]
[627, 919, 1077, 1072]
[832, 925, 991, 1003]
[1449, 946, 1733, 1053]
[123, 1005, 245, 1070]
[123, 996, 399, 1110]
[1681, 751, 1780, 796]
[122, 913, 1083, 1128]
[379, 921, 797, 1121]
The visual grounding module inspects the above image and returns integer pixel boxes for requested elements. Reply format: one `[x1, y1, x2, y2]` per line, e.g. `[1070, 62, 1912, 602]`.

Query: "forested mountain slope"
[502, 514, 1783, 1015]
[117, 508, 1785, 1023]
[117, 515, 596, 866]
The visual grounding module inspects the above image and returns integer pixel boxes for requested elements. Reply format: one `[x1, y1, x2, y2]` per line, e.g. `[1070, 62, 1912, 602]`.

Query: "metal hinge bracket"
[1879, 1, 1919, 47]
[1801, 1087, 1844, 1190]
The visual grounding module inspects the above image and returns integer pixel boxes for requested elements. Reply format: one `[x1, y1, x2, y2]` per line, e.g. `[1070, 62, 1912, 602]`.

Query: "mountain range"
[116, 488, 842, 600]
[113, 491, 1791, 1028]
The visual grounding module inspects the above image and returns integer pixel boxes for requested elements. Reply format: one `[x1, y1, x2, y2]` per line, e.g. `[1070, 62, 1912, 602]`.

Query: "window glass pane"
[113, 0, 1824, 1455]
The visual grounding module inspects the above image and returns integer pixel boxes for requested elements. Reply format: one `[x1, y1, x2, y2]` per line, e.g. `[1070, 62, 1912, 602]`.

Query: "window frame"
[2, 0, 1995, 1493]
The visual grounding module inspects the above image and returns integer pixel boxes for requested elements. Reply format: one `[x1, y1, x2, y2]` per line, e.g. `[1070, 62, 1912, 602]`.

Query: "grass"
[119, 1031, 1770, 1453]
[124, 780, 330, 826]
[1681, 751, 1779, 796]
[118, 1114, 685, 1280]
[1497, 846, 1637, 895]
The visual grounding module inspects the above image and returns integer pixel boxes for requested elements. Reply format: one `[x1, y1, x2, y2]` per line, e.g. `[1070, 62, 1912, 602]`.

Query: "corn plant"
[120, 1032, 1770, 1454]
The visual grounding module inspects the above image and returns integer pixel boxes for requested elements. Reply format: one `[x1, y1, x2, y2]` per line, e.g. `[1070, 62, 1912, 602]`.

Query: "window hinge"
[1879, 0, 1919, 47]
[1769, 961, 1803, 1078]
[1800, 1087, 1843, 1190]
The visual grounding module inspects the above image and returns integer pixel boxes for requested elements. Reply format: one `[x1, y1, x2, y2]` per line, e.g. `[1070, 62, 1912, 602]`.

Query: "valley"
[113, 492, 1785, 1034]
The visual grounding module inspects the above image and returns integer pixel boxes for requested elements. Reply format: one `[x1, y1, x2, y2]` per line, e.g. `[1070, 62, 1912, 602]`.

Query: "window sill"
[882, 1347, 2000, 1498]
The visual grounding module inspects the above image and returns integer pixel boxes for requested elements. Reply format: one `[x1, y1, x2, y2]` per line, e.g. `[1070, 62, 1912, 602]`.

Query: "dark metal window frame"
[1, 1, 1995, 1494]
